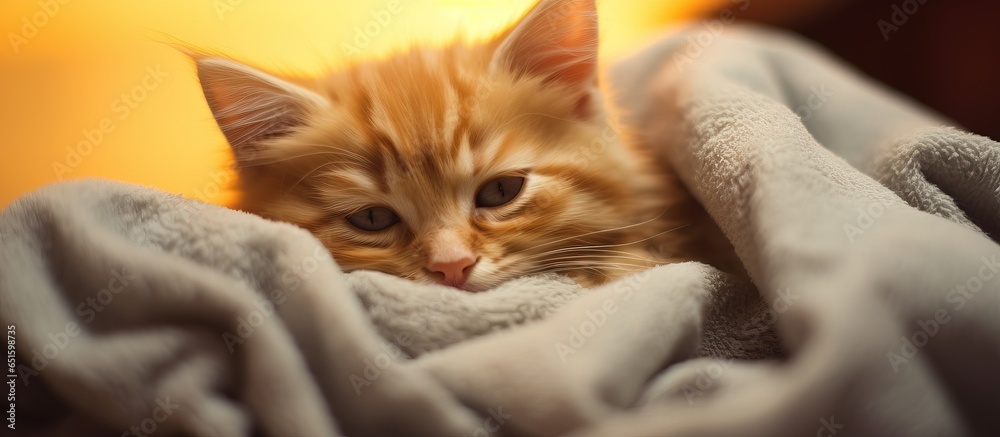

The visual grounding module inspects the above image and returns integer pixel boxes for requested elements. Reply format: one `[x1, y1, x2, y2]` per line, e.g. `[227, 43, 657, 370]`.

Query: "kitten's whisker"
[529, 260, 654, 272]
[517, 245, 616, 260]
[527, 223, 689, 259]
[519, 264, 639, 280]
[522, 259, 655, 276]
[518, 264, 605, 277]
[520, 252, 658, 266]
[507, 224, 688, 279]
[544, 267, 609, 277]
[517, 247, 659, 263]
[528, 210, 674, 252]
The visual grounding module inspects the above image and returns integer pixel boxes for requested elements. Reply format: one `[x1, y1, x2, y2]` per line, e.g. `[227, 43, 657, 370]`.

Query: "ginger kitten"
[195, 0, 728, 291]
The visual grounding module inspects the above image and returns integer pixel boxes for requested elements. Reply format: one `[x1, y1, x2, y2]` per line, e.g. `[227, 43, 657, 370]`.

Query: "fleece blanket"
[2, 25, 999, 436]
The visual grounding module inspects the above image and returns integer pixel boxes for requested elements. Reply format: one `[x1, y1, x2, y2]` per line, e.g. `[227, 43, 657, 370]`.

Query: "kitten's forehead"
[335, 56, 467, 143]
[321, 45, 571, 168]
[344, 50, 477, 147]
[312, 45, 589, 225]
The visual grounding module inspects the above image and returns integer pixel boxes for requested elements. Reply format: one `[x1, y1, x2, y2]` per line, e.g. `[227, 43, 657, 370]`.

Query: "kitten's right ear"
[195, 57, 327, 164]
[490, 0, 598, 119]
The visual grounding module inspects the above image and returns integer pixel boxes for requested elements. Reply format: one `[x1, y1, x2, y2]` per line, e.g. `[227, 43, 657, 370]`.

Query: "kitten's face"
[197, 0, 656, 290]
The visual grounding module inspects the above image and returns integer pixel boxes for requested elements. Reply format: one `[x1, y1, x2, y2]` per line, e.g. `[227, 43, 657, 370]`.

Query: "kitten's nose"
[427, 255, 477, 287]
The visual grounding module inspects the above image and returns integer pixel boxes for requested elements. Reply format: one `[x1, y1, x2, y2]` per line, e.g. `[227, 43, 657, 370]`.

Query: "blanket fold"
[603, 25, 1000, 437]
[2, 25, 998, 437]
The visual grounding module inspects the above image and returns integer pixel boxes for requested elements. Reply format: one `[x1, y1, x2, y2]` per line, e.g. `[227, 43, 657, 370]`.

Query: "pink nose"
[427, 256, 477, 287]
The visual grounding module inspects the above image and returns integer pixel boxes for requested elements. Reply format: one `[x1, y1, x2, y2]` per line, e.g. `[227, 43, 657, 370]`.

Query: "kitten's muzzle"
[427, 255, 479, 289]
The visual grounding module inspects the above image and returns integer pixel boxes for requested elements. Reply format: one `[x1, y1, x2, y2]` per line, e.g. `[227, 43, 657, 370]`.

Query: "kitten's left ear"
[196, 57, 328, 166]
[490, 0, 598, 118]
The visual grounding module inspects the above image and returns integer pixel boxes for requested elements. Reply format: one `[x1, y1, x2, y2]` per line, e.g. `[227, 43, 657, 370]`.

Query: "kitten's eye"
[476, 176, 525, 208]
[346, 206, 399, 231]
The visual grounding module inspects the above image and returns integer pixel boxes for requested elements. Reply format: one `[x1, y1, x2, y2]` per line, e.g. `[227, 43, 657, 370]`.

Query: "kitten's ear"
[490, 0, 598, 116]
[196, 57, 327, 164]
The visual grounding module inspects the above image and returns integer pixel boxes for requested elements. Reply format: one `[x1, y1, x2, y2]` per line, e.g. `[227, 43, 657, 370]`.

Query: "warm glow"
[0, 0, 722, 208]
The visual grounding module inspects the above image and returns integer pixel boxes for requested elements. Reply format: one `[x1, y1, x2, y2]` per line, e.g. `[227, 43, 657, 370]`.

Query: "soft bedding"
[2, 25, 998, 437]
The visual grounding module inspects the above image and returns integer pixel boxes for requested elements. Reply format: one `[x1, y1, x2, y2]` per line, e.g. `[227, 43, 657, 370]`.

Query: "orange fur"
[196, 0, 736, 291]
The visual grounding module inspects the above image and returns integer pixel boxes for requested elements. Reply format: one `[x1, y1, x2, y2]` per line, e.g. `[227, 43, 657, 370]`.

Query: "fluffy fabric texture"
[2, 25, 998, 436]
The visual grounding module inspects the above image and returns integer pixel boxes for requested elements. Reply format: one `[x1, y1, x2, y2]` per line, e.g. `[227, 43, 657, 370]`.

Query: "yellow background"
[0, 0, 720, 208]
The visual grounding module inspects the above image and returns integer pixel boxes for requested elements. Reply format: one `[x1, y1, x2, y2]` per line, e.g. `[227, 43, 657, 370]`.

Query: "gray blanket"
[2, 26, 998, 437]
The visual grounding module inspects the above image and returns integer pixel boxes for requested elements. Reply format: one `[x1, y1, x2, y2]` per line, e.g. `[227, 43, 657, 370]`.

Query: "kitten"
[195, 0, 735, 291]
